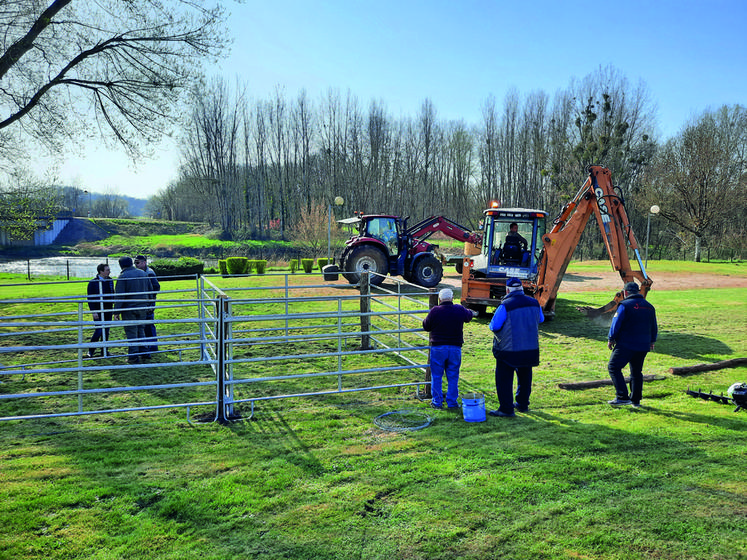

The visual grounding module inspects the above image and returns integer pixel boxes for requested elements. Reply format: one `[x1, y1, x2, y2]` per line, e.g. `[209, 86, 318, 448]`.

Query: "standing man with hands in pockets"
[113, 256, 151, 364]
[489, 277, 544, 417]
[86, 263, 114, 358]
[135, 255, 160, 354]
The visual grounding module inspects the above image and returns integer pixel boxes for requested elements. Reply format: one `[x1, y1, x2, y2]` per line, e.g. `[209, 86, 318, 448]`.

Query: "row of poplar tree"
[146, 66, 746, 262]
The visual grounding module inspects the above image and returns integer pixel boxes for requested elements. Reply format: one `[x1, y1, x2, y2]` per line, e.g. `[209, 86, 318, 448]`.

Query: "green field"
[0, 262, 745, 559]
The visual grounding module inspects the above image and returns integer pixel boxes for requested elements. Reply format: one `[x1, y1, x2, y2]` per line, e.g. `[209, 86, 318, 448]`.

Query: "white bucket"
[461, 392, 486, 422]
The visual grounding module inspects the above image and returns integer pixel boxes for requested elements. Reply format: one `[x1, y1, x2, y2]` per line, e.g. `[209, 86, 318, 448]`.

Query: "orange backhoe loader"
[461, 166, 653, 318]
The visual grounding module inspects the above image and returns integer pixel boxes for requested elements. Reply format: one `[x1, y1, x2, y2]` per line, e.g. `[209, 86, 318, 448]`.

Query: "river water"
[0, 257, 222, 280]
[0, 257, 120, 280]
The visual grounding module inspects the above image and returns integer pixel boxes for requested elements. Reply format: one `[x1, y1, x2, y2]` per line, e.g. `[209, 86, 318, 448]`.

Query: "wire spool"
[373, 409, 433, 432]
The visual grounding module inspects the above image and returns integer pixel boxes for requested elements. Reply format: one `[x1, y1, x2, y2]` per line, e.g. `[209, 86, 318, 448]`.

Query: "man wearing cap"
[135, 255, 160, 355]
[489, 277, 544, 417]
[422, 288, 478, 410]
[607, 282, 658, 407]
[113, 256, 151, 364]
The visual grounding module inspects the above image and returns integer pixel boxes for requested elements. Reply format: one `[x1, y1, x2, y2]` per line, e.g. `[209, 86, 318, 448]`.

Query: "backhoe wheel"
[345, 245, 387, 286]
[412, 255, 443, 288]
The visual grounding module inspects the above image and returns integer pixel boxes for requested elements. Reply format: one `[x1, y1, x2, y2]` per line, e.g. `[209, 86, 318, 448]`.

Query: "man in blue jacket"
[489, 277, 544, 417]
[607, 282, 658, 407]
[422, 288, 477, 410]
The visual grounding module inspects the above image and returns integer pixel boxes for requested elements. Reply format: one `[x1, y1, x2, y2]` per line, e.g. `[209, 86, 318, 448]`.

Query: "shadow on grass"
[543, 297, 734, 362]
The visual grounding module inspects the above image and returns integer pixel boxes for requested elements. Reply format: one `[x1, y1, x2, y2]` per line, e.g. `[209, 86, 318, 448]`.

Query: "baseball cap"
[506, 277, 522, 287]
[624, 282, 640, 293]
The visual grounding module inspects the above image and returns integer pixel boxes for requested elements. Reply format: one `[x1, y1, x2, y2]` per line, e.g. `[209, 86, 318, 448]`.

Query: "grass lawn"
[0, 262, 745, 559]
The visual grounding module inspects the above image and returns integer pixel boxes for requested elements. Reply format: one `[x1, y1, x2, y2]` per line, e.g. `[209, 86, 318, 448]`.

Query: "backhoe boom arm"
[534, 166, 653, 316]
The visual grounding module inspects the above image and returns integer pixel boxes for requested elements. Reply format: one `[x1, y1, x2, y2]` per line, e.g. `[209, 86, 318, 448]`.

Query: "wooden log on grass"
[558, 374, 664, 390]
[669, 357, 747, 376]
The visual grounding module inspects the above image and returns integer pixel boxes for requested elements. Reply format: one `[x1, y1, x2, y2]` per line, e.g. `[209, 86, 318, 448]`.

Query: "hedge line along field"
[0, 262, 745, 560]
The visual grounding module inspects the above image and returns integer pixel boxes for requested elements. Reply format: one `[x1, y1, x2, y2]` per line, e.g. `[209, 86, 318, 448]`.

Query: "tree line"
[0, 0, 743, 261]
[147, 67, 745, 261]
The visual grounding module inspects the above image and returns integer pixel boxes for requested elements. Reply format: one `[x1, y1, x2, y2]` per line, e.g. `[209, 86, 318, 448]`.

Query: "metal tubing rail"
[0, 272, 434, 423]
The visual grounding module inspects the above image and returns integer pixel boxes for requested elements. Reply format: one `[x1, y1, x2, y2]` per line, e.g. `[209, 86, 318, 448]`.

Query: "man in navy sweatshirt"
[422, 288, 477, 410]
[607, 282, 658, 407]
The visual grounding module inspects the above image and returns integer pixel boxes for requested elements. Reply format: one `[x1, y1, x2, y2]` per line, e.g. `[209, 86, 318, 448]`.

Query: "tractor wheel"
[412, 255, 443, 288]
[345, 245, 388, 286]
[454, 260, 463, 274]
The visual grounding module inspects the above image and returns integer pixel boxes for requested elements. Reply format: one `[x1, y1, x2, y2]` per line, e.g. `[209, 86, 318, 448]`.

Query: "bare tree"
[287, 201, 330, 257]
[641, 105, 747, 261]
[93, 188, 129, 218]
[0, 168, 61, 240]
[0, 0, 227, 162]
[179, 78, 245, 237]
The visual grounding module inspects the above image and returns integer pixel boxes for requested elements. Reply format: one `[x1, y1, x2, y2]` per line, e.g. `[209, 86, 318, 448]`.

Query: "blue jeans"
[430, 345, 462, 408]
[608, 346, 648, 403]
[494, 359, 532, 414]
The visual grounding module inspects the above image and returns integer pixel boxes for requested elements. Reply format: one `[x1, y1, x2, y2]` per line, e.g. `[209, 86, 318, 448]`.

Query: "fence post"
[215, 294, 234, 423]
[422, 291, 440, 399]
[78, 303, 85, 412]
[359, 272, 371, 350]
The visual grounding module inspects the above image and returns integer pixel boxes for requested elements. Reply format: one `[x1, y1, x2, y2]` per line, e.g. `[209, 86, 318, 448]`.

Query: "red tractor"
[324, 214, 481, 288]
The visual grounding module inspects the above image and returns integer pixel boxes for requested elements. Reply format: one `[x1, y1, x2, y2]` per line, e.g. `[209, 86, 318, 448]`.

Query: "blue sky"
[58, 0, 747, 199]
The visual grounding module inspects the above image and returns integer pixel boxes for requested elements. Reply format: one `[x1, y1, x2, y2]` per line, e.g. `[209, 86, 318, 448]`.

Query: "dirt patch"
[559, 270, 747, 292]
[437, 270, 747, 292]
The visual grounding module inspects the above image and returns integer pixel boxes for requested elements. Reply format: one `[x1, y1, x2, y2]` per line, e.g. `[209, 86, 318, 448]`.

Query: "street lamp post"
[84, 190, 91, 218]
[645, 204, 660, 267]
[327, 196, 345, 263]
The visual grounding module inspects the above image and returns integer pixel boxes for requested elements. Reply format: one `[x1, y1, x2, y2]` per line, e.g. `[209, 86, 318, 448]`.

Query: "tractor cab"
[471, 208, 547, 280]
[357, 215, 402, 258]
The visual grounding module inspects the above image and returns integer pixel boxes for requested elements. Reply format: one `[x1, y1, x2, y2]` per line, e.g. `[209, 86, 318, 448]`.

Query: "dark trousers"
[143, 309, 158, 352]
[90, 311, 113, 350]
[121, 308, 147, 358]
[608, 346, 648, 404]
[495, 359, 532, 414]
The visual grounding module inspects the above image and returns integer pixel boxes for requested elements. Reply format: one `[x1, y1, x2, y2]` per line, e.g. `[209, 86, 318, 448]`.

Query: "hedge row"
[150, 256, 333, 279]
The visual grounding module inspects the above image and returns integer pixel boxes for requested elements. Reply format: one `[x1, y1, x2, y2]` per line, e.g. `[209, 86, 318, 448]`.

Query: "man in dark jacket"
[422, 288, 477, 410]
[86, 263, 114, 358]
[113, 256, 151, 364]
[135, 254, 160, 353]
[607, 282, 658, 407]
[489, 277, 544, 417]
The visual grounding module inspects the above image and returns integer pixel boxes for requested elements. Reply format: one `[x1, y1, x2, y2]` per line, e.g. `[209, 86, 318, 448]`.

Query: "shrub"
[301, 258, 314, 273]
[317, 258, 328, 270]
[289, 260, 298, 273]
[150, 257, 204, 280]
[226, 257, 249, 275]
[255, 260, 267, 274]
[218, 260, 228, 276]
[246, 260, 256, 274]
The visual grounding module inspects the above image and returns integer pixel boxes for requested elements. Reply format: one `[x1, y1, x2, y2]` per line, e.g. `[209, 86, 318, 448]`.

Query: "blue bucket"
[461, 392, 486, 422]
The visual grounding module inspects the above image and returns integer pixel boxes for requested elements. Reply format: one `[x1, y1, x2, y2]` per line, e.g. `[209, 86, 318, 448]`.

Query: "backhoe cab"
[461, 208, 547, 315]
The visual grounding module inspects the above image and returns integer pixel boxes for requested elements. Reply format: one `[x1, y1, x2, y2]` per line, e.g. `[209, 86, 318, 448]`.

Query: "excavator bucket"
[576, 290, 625, 318]
[577, 300, 618, 318]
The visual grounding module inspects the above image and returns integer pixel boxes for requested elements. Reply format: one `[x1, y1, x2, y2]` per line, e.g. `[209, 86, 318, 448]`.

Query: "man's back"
[115, 268, 151, 309]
